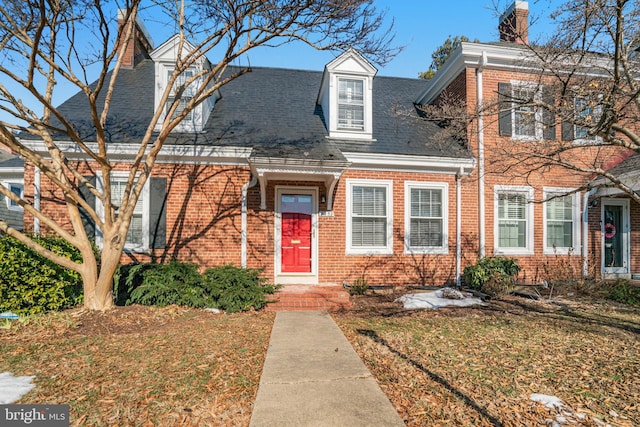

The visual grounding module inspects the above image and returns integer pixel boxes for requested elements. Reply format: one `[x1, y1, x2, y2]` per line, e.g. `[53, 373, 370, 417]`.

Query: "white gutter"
[456, 167, 463, 287]
[241, 175, 258, 268]
[582, 188, 597, 277]
[33, 167, 40, 235]
[477, 51, 487, 258]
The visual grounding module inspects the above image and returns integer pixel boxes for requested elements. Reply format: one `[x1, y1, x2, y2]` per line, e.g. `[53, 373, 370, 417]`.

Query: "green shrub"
[0, 235, 85, 315]
[202, 265, 279, 313]
[123, 261, 212, 308]
[463, 256, 520, 297]
[348, 275, 369, 296]
[116, 262, 278, 312]
[605, 279, 640, 306]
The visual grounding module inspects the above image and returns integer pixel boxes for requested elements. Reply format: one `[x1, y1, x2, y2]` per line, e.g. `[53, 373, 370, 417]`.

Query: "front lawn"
[335, 295, 640, 427]
[0, 306, 274, 426]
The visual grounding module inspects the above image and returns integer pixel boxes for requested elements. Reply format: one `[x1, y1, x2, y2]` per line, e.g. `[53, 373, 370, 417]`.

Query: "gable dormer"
[150, 35, 218, 132]
[317, 48, 377, 140]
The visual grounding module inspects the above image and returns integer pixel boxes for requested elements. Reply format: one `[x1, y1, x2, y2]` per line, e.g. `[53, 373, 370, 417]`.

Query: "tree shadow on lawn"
[486, 297, 640, 336]
[357, 328, 505, 427]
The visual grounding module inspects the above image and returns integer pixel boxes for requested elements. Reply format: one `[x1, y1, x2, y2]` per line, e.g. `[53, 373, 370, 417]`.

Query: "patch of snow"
[530, 393, 563, 409]
[0, 312, 19, 319]
[0, 372, 35, 404]
[395, 290, 485, 309]
[204, 308, 222, 314]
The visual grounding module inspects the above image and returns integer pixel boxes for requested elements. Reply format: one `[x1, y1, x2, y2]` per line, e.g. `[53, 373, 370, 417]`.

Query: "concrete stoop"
[266, 285, 351, 311]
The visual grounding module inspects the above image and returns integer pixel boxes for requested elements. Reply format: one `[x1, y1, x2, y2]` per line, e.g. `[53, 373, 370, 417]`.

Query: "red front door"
[281, 195, 312, 273]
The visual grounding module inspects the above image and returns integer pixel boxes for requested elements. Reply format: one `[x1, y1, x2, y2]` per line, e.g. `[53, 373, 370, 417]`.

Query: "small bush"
[202, 265, 279, 313]
[463, 256, 520, 297]
[605, 279, 640, 306]
[116, 262, 278, 312]
[348, 275, 369, 296]
[122, 261, 212, 308]
[0, 235, 85, 315]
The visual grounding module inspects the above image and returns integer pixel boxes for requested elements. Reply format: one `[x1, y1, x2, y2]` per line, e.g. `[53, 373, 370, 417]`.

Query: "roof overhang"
[342, 152, 476, 175]
[416, 42, 615, 105]
[19, 139, 252, 165]
[248, 157, 350, 210]
[591, 171, 640, 197]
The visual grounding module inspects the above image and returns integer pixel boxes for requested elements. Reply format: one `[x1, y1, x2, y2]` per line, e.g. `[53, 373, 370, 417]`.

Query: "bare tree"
[483, 0, 640, 202]
[0, 0, 396, 310]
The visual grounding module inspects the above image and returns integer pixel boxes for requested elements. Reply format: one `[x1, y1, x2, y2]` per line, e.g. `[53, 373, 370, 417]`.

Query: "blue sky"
[139, 0, 564, 78]
[1, 1, 564, 126]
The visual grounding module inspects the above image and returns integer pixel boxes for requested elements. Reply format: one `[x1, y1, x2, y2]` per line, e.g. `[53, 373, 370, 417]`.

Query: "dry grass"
[335, 294, 640, 427]
[0, 305, 274, 426]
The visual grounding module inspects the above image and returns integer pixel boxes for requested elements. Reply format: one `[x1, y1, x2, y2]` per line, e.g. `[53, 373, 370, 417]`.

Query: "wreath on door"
[604, 223, 616, 239]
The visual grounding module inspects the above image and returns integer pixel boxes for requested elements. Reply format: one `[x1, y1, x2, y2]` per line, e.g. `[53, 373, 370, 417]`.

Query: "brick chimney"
[116, 9, 153, 68]
[498, 1, 529, 45]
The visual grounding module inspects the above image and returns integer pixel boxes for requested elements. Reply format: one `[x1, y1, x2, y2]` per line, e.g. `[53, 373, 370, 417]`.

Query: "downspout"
[582, 188, 597, 277]
[456, 167, 463, 287]
[241, 175, 258, 268]
[477, 51, 487, 258]
[33, 166, 40, 235]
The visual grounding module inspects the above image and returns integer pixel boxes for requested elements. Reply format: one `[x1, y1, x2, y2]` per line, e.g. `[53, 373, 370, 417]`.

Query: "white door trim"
[601, 198, 630, 278]
[274, 186, 319, 285]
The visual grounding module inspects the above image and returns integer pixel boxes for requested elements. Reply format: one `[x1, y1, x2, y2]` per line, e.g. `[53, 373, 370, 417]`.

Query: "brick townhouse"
[17, 1, 639, 303]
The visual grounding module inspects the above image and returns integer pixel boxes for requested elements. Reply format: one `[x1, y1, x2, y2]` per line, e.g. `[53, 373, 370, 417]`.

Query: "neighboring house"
[0, 150, 24, 232]
[16, 1, 638, 290]
[416, 1, 639, 281]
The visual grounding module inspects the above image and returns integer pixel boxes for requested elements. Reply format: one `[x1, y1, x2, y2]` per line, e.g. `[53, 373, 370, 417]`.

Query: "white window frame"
[95, 172, 150, 252]
[494, 185, 534, 255]
[346, 179, 393, 255]
[543, 188, 581, 255]
[573, 96, 603, 144]
[404, 181, 448, 254]
[156, 64, 199, 132]
[511, 81, 543, 141]
[3, 180, 24, 211]
[337, 77, 365, 131]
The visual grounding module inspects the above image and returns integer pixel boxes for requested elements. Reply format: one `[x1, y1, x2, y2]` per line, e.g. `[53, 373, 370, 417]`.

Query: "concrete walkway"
[249, 311, 404, 426]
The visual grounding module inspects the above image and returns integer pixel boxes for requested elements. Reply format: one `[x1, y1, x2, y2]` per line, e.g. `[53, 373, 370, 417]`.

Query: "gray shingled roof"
[604, 153, 640, 177]
[30, 60, 471, 163]
[0, 151, 23, 169]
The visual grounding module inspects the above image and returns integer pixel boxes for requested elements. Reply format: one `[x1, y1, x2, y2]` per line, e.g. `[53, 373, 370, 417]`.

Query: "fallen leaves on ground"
[0, 305, 275, 426]
[335, 294, 640, 427]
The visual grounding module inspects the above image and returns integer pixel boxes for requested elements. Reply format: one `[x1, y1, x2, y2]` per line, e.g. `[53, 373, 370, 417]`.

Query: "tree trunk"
[79, 239, 120, 311]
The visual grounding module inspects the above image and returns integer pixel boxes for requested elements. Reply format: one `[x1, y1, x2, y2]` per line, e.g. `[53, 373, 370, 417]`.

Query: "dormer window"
[166, 68, 195, 122]
[150, 34, 218, 133]
[338, 78, 364, 131]
[317, 48, 377, 140]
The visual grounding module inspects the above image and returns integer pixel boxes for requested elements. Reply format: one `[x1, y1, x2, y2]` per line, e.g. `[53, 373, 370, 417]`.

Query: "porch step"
[266, 285, 352, 311]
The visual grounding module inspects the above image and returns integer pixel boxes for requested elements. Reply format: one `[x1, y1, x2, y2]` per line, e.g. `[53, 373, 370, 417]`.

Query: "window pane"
[351, 185, 387, 247]
[498, 193, 527, 248]
[546, 195, 573, 248]
[513, 86, 537, 137]
[111, 178, 144, 246]
[338, 78, 364, 130]
[409, 188, 443, 247]
[8, 184, 23, 207]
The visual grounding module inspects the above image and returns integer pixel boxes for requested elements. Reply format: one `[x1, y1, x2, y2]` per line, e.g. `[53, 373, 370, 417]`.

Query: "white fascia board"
[19, 139, 252, 165]
[343, 152, 475, 174]
[416, 42, 615, 105]
[0, 167, 24, 174]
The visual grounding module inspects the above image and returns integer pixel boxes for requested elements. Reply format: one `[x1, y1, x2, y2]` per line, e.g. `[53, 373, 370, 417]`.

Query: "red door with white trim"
[281, 194, 312, 273]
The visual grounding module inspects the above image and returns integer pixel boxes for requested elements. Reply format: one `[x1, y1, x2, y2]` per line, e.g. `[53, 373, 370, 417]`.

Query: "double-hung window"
[166, 68, 195, 122]
[512, 85, 538, 138]
[96, 173, 149, 251]
[338, 78, 364, 131]
[544, 189, 580, 254]
[347, 179, 392, 254]
[4, 181, 24, 211]
[494, 186, 534, 254]
[405, 182, 448, 254]
[574, 97, 602, 141]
